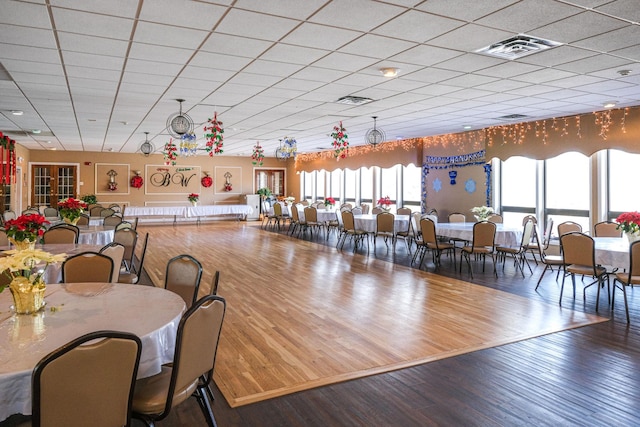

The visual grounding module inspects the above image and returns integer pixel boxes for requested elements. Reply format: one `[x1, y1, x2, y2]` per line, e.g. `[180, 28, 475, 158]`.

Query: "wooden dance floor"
[141, 222, 607, 408]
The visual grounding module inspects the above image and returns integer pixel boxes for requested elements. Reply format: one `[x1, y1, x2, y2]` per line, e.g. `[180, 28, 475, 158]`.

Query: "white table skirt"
[124, 205, 187, 217]
[0, 283, 185, 419]
[125, 205, 252, 220]
[353, 214, 410, 233]
[435, 222, 523, 247]
[594, 237, 630, 270]
[78, 226, 114, 245]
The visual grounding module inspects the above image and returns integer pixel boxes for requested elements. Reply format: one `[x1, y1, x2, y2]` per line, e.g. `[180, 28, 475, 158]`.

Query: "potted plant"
[81, 194, 98, 205]
[58, 198, 88, 225]
[188, 193, 199, 206]
[257, 187, 272, 199]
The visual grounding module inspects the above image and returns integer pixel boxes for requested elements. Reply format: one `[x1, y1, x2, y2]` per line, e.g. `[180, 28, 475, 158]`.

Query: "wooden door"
[31, 165, 78, 208]
[255, 169, 285, 197]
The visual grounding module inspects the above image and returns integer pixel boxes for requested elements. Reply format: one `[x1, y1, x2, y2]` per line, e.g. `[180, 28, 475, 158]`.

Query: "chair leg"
[194, 385, 218, 427]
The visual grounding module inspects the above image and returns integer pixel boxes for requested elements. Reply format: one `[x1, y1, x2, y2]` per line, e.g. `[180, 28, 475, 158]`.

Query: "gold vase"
[9, 277, 46, 314]
[8, 238, 36, 251]
[63, 216, 80, 225]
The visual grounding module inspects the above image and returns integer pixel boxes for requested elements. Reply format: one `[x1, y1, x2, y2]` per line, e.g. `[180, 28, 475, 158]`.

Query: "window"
[379, 166, 398, 210]
[330, 169, 342, 203]
[545, 151, 590, 233]
[316, 170, 325, 201]
[609, 149, 640, 217]
[360, 167, 373, 205]
[501, 156, 537, 228]
[402, 164, 422, 209]
[344, 169, 356, 203]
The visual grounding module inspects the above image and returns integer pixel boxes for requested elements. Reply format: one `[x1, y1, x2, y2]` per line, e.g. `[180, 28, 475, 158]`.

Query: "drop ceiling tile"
[415, 0, 520, 22]
[57, 32, 129, 57]
[51, 8, 134, 40]
[428, 24, 513, 53]
[133, 21, 209, 50]
[51, 0, 139, 18]
[226, 72, 282, 88]
[1, 1, 51, 29]
[612, 45, 640, 62]
[128, 42, 194, 65]
[281, 23, 362, 50]
[403, 68, 464, 84]
[372, 9, 464, 43]
[11, 72, 66, 86]
[260, 43, 329, 65]
[215, 9, 300, 42]
[67, 67, 120, 82]
[242, 60, 304, 77]
[139, 0, 227, 29]
[309, 0, 405, 32]
[312, 52, 379, 73]
[233, 0, 327, 20]
[573, 25, 640, 52]
[518, 45, 597, 67]
[62, 51, 125, 71]
[542, 74, 605, 89]
[180, 66, 235, 83]
[475, 62, 544, 79]
[389, 45, 462, 67]
[0, 44, 60, 64]
[556, 54, 632, 74]
[476, 0, 581, 33]
[189, 51, 253, 72]
[534, 11, 628, 44]
[122, 71, 174, 86]
[339, 34, 417, 59]
[596, 0, 640, 23]
[200, 33, 273, 58]
[512, 68, 578, 84]
[2, 59, 64, 76]
[434, 53, 505, 73]
[290, 66, 349, 83]
[0, 24, 57, 50]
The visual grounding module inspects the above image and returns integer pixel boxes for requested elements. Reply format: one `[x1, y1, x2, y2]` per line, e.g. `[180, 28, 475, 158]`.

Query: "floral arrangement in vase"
[615, 211, 640, 242]
[0, 248, 66, 314]
[252, 142, 264, 166]
[331, 121, 349, 160]
[81, 194, 97, 205]
[58, 198, 88, 225]
[188, 193, 199, 205]
[204, 112, 224, 156]
[377, 196, 392, 210]
[324, 197, 336, 208]
[471, 205, 494, 221]
[4, 214, 49, 249]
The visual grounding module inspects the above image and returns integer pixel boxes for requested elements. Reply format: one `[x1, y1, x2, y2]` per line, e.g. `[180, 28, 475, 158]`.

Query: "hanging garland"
[0, 133, 17, 185]
[484, 163, 492, 206]
[130, 171, 143, 189]
[204, 112, 224, 156]
[163, 139, 178, 166]
[252, 142, 264, 166]
[201, 172, 213, 188]
[330, 121, 349, 160]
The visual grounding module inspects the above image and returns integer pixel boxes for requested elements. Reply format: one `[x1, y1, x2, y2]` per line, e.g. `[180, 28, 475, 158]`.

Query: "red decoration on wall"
[0, 134, 17, 184]
[201, 175, 213, 188]
[130, 173, 143, 189]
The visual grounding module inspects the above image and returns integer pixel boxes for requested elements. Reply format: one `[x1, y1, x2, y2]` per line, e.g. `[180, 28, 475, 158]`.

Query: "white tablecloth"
[353, 214, 410, 233]
[186, 205, 253, 218]
[594, 237, 630, 270]
[78, 226, 114, 245]
[124, 205, 187, 217]
[0, 283, 185, 419]
[435, 222, 523, 247]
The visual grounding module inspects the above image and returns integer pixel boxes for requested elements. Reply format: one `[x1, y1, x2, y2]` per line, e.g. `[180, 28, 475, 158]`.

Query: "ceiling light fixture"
[166, 99, 194, 138]
[603, 101, 617, 109]
[380, 67, 399, 77]
[32, 129, 41, 134]
[365, 116, 386, 147]
[11, 110, 23, 116]
[617, 69, 632, 76]
[140, 132, 154, 157]
[335, 95, 374, 105]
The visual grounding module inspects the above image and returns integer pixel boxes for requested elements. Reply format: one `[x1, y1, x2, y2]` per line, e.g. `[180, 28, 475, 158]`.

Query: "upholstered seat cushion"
[132, 366, 198, 414]
[566, 264, 606, 276]
[614, 272, 640, 284]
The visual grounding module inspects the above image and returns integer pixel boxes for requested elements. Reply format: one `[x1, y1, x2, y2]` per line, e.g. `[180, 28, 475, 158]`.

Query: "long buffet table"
[124, 204, 253, 224]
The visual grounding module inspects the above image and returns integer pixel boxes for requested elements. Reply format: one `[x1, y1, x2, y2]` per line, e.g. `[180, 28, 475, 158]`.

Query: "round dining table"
[0, 283, 185, 420]
[77, 225, 115, 245]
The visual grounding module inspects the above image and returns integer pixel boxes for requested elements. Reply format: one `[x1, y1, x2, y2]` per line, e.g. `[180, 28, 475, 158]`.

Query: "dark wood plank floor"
[156, 222, 640, 427]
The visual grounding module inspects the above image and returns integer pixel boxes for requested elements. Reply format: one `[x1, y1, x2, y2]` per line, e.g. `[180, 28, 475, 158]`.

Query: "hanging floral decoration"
[0, 132, 17, 185]
[330, 121, 349, 160]
[131, 171, 143, 189]
[252, 141, 264, 166]
[163, 139, 178, 166]
[204, 112, 224, 156]
[201, 172, 213, 188]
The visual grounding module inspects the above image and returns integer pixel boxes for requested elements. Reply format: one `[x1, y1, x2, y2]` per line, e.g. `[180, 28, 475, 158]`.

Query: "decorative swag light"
[275, 137, 297, 161]
[179, 132, 198, 157]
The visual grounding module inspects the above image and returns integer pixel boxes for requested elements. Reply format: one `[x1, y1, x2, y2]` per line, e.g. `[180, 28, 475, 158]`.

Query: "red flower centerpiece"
[616, 211, 640, 242]
[188, 193, 199, 206]
[377, 196, 392, 211]
[324, 197, 336, 208]
[4, 213, 49, 249]
[58, 198, 87, 225]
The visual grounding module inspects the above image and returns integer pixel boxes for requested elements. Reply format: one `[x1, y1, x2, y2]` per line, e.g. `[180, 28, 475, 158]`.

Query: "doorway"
[31, 164, 78, 208]
[255, 169, 285, 197]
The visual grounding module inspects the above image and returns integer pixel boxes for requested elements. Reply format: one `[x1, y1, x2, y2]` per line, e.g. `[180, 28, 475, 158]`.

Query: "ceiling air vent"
[475, 34, 562, 60]
[335, 96, 374, 105]
[497, 114, 529, 121]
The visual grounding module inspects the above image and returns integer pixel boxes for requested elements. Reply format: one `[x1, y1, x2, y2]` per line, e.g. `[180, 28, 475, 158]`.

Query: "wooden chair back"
[397, 207, 412, 216]
[62, 252, 114, 283]
[99, 243, 125, 283]
[43, 226, 78, 244]
[471, 221, 496, 248]
[560, 232, 595, 268]
[558, 221, 582, 236]
[594, 221, 622, 237]
[448, 213, 465, 223]
[376, 212, 395, 234]
[165, 254, 203, 309]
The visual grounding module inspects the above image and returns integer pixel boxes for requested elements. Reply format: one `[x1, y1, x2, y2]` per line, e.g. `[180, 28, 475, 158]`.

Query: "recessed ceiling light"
[463, 125, 472, 130]
[46, 141, 51, 144]
[11, 110, 23, 116]
[603, 101, 617, 108]
[617, 69, 632, 76]
[32, 129, 41, 134]
[380, 67, 399, 78]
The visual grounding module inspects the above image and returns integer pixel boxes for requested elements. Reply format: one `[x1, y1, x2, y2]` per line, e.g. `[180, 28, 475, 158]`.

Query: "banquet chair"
[496, 219, 535, 277]
[534, 223, 565, 290]
[612, 240, 640, 323]
[325, 209, 342, 240]
[301, 206, 324, 239]
[300, 200, 310, 206]
[426, 208, 438, 217]
[460, 221, 497, 279]
[209, 271, 220, 295]
[89, 206, 104, 217]
[0, 230, 8, 246]
[360, 204, 370, 214]
[62, 252, 114, 283]
[340, 203, 352, 210]
[3, 210, 16, 222]
[264, 202, 283, 230]
[410, 214, 426, 265]
[76, 214, 90, 226]
[487, 213, 503, 224]
[108, 203, 121, 212]
[351, 207, 363, 215]
[43, 207, 58, 218]
[100, 208, 115, 217]
[371, 207, 385, 215]
[559, 232, 609, 309]
[288, 204, 301, 236]
[118, 233, 149, 285]
[22, 208, 40, 215]
[394, 214, 413, 254]
[31, 330, 141, 427]
[526, 217, 553, 265]
[397, 207, 412, 216]
[165, 254, 203, 309]
[338, 210, 369, 253]
[594, 221, 622, 237]
[558, 221, 582, 237]
[132, 295, 226, 427]
[448, 213, 466, 222]
[103, 215, 122, 228]
[115, 221, 133, 231]
[114, 228, 138, 272]
[419, 217, 456, 270]
[43, 225, 78, 244]
[374, 212, 395, 251]
[100, 242, 125, 283]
